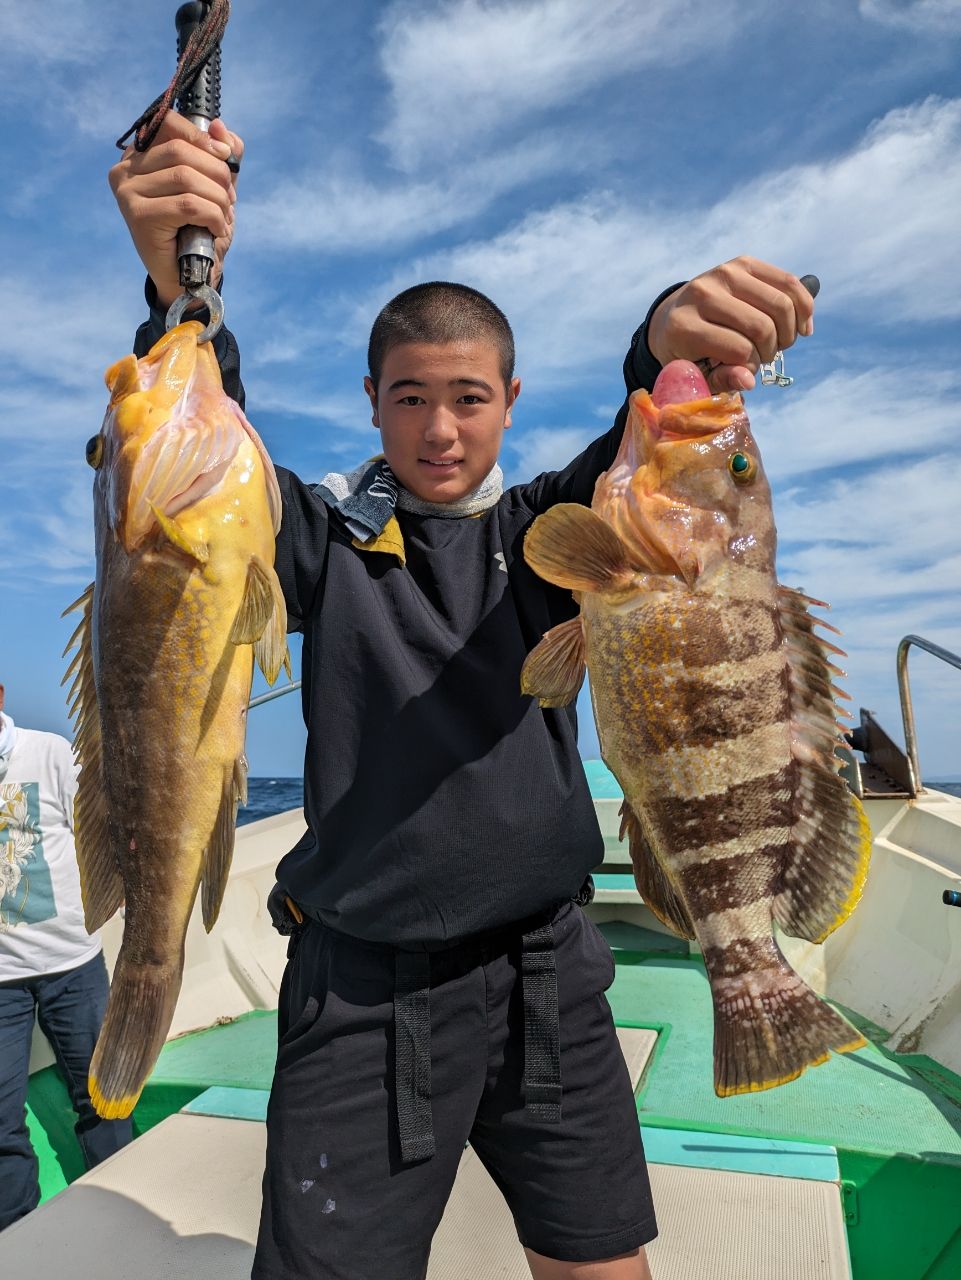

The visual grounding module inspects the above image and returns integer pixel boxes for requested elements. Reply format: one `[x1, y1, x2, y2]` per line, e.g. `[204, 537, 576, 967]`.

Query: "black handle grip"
[944, 890, 961, 909]
[176, 2, 221, 121]
[800, 274, 820, 299]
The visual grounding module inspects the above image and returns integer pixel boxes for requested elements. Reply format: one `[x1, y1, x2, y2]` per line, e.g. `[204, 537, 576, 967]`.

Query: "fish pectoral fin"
[201, 757, 246, 932]
[774, 585, 872, 944]
[524, 504, 634, 594]
[620, 801, 696, 940]
[149, 503, 209, 565]
[61, 581, 126, 931]
[254, 560, 291, 686]
[231, 555, 277, 646]
[521, 616, 587, 707]
[232, 555, 290, 684]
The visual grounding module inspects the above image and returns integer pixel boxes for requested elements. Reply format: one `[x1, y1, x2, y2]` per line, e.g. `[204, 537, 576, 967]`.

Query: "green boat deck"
[23, 760, 961, 1278]
[27, 931, 961, 1279]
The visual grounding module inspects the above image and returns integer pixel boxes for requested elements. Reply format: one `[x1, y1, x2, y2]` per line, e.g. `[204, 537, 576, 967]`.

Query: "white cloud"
[251, 385, 373, 434]
[751, 365, 961, 482]
[0, 275, 137, 392]
[240, 134, 585, 253]
[704, 96, 961, 324]
[507, 424, 598, 481]
[376, 0, 756, 168]
[860, 0, 961, 32]
[0, 0, 104, 64]
[774, 453, 960, 558]
[362, 95, 961, 391]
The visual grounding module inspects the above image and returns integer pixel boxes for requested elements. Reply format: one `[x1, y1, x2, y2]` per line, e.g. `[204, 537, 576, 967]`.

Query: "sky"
[1, 0, 960, 783]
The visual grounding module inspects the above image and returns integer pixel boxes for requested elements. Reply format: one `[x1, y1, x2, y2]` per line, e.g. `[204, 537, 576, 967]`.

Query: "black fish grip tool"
[116, 1, 231, 343]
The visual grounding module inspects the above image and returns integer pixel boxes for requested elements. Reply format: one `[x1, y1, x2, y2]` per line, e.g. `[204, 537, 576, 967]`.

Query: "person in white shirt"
[0, 682, 132, 1231]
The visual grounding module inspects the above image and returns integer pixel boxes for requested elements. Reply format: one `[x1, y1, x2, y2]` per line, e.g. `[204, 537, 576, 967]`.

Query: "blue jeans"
[0, 951, 133, 1231]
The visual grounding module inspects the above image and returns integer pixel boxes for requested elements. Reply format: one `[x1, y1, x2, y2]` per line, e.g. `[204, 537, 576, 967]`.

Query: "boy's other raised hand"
[109, 114, 243, 311]
[647, 256, 816, 394]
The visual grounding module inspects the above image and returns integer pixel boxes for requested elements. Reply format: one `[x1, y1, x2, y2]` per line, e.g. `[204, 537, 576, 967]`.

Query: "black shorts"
[252, 902, 657, 1280]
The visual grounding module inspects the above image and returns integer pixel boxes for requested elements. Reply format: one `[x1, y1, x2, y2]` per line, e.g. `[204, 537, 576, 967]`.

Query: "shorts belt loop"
[521, 921, 562, 1123]
[393, 950, 435, 1163]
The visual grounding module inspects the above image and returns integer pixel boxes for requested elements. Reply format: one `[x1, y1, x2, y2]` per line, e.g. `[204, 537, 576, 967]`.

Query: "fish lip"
[635, 389, 742, 458]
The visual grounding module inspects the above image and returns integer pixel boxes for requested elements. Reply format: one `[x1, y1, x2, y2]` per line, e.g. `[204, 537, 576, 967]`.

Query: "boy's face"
[364, 340, 521, 503]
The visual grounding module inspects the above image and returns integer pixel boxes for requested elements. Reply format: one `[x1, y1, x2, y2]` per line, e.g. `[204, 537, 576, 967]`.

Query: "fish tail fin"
[710, 942, 865, 1098]
[88, 959, 182, 1119]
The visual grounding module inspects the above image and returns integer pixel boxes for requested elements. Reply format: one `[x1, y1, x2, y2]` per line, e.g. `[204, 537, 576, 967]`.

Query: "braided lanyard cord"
[115, 0, 231, 152]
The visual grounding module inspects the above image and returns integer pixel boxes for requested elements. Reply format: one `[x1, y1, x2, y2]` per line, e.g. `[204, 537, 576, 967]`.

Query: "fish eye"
[85, 435, 103, 469]
[728, 451, 756, 484]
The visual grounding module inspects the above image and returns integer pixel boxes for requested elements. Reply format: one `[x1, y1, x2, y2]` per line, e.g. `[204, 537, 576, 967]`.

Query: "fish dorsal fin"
[620, 800, 696, 940]
[773, 586, 872, 943]
[521, 616, 587, 707]
[201, 756, 247, 931]
[61, 583, 125, 931]
[524, 504, 637, 593]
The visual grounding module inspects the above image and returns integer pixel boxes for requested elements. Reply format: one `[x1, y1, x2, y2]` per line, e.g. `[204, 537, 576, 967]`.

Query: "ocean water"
[242, 772, 961, 824]
[239, 778, 304, 826]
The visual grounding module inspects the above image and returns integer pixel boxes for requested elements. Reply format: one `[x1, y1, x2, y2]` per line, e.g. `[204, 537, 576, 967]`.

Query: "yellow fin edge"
[812, 795, 873, 946]
[88, 1075, 140, 1121]
[715, 1036, 866, 1097]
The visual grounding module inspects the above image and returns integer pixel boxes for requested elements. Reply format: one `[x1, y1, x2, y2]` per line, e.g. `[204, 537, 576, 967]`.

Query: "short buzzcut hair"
[368, 282, 515, 390]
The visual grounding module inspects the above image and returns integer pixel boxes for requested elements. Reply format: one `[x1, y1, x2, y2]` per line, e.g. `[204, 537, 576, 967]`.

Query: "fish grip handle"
[176, 2, 222, 122]
[175, 2, 221, 292]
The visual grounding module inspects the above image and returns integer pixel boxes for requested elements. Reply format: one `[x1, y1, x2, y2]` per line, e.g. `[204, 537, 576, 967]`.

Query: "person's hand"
[647, 256, 816, 393]
[109, 114, 243, 310]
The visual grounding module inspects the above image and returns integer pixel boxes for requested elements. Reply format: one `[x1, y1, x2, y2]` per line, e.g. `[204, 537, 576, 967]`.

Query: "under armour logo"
[494, 552, 507, 573]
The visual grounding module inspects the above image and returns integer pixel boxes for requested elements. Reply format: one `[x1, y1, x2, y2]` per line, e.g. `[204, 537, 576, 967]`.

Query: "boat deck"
[15, 764, 961, 1278]
[8, 1025, 853, 1280]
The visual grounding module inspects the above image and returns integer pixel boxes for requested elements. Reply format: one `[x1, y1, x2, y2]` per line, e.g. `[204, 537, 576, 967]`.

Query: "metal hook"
[759, 274, 820, 389]
[165, 284, 225, 344]
[759, 351, 793, 388]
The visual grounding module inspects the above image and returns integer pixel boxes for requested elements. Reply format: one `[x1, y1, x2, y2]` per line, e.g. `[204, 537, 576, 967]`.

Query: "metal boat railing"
[246, 637, 961, 798]
[248, 681, 302, 710]
[897, 635, 961, 793]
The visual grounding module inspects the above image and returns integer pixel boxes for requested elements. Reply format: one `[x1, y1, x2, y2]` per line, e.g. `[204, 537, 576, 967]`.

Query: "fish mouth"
[635, 389, 743, 458]
[595, 384, 746, 587]
[635, 355, 742, 453]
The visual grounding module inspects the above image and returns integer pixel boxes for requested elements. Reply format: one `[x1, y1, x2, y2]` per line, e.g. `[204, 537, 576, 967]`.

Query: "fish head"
[593, 360, 776, 587]
[91, 322, 278, 554]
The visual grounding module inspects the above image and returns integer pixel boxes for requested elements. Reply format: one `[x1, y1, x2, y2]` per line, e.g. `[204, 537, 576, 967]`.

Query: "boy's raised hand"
[109, 114, 243, 310]
[647, 256, 816, 393]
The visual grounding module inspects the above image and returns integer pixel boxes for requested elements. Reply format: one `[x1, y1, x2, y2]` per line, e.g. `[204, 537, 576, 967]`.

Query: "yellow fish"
[522, 360, 871, 1097]
[64, 321, 288, 1118]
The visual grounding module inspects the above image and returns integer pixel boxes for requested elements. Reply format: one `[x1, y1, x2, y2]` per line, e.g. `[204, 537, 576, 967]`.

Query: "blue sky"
[2, 0, 960, 781]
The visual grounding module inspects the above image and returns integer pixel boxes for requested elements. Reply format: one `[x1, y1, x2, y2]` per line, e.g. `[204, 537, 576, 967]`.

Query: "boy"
[110, 114, 814, 1279]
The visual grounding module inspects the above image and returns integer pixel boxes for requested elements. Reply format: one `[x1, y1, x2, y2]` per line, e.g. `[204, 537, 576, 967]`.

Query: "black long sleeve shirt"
[134, 282, 671, 945]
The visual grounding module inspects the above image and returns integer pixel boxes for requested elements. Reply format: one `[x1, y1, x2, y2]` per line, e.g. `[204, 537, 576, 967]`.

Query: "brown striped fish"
[63, 321, 289, 1118]
[521, 359, 872, 1096]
